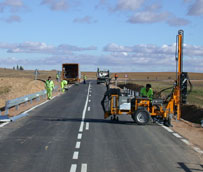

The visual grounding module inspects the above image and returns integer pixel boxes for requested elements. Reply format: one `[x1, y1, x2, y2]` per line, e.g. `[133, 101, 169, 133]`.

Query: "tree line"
[13, 65, 24, 70]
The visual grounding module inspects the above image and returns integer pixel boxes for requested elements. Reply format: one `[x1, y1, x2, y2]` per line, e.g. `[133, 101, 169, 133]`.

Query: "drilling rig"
[101, 30, 192, 127]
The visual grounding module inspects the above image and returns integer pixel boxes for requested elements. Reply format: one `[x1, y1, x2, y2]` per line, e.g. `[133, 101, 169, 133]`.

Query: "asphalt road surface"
[0, 81, 202, 172]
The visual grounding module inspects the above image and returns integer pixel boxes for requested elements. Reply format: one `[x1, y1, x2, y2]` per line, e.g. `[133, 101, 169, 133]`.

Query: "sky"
[0, 0, 203, 72]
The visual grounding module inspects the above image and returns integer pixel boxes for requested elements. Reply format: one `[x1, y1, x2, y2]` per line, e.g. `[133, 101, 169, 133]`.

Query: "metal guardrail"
[0, 86, 58, 117]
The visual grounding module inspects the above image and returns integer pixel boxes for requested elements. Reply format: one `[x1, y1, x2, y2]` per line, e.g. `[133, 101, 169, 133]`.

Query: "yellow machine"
[101, 30, 192, 126]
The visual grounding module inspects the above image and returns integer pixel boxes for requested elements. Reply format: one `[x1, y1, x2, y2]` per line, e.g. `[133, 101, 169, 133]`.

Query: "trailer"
[62, 63, 80, 84]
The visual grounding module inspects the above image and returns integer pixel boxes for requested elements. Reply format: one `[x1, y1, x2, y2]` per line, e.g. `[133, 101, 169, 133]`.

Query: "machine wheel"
[133, 110, 150, 125]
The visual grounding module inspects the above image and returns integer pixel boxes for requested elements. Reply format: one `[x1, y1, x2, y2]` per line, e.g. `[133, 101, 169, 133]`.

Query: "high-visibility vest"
[45, 80, 54, 90]
[83, 75, 87, 80]
[61, 80, 68, 88]
[140, 87, 153, 100]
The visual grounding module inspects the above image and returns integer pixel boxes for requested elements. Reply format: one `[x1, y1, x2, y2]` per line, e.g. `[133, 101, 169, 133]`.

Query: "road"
[0, 81, 202, 172]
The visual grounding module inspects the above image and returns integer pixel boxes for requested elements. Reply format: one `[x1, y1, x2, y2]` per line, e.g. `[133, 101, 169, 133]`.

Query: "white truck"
[97, 68, 110, 84]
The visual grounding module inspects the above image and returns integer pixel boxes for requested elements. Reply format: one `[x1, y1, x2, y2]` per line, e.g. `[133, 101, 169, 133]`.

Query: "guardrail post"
[30, 99, 32, 104]
[16, 105, 19, 110]
[0, 110, 1, 116]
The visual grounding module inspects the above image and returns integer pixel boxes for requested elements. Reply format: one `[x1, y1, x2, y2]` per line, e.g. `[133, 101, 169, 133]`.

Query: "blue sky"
[0, 0, 203, 72]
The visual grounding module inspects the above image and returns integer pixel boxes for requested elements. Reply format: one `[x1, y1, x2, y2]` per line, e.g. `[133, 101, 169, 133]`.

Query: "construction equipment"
[62, 63, 80, 84]
[97, 68, 110, 84]
[101, 30, 192, 126]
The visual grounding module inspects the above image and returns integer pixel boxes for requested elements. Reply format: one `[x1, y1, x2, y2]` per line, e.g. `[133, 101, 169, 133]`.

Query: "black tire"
[133, 110, 150, 125]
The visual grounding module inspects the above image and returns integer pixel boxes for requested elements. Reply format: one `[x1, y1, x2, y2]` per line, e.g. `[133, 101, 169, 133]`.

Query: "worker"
[115, 73, 118, 81]
[56, 73, 60, 82]
[61, 80, 68, 93]
[83, 74, 87, 84]
[140, 84, 153, 100]
[115, 73, 118, 86]
[45, 76, 55, 100]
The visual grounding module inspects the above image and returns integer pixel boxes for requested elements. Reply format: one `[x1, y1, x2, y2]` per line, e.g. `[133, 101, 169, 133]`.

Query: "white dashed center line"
[88, 107, 90, 111]
[86, 122, 89, 130]
[81, 163, 87, 172]
[73, 151, 79, 160]
[78, 133, 82, 140]
[70, 164, 77, 172]
[75, 142, 81, 149]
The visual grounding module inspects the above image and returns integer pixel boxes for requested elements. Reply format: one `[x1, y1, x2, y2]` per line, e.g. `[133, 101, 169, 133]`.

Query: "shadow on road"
[37, 116, 159, 126]
[177, 162, 203, 172]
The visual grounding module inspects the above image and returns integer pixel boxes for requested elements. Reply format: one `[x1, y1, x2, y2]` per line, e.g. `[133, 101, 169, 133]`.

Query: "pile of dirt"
[181, 105, 203, 124]
[0, 77, 48, 108]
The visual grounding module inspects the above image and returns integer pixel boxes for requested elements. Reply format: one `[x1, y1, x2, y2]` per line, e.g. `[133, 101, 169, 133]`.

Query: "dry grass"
[83, 71, 203, 80]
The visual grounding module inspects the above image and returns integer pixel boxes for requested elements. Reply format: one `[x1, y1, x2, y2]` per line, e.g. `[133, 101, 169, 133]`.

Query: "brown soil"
[172, 119, 203, 150]
[181, 105, 203, 124]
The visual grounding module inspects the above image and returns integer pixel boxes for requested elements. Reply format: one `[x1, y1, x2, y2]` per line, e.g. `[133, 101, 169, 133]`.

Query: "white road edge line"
[75, 141, 81, 149]
[173, 133, 182, 138]
[193, 147, 203, 154]
[161, 125, 173, 133]
[81, 163, 87, 172]
[159, 121, 203, 154]
[86, 122, 89, 130]
[0, 121, 9, 128]
[73, 151, 79, 160]
[70, 164, 77, 172]
[78, 133, 82, 140]
[79, 83, 90, 132]
[181, 139, 191, 145]
[88, 107, 90, 111]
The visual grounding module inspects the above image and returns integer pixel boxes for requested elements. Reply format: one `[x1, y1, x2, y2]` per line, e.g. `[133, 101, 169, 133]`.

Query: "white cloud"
[41, 0, 68, 11]
[167, 16, 190, 26]
[0, 0, 24, 12]
[0, 41, 97, 54]
[128, 11, 169, 23]
[73, 16, 97, 24]
[115, 0, 145, 11]
[103, 42, 203, 71]
[1, 42, 203, 72]
[188, 0, 203, 16]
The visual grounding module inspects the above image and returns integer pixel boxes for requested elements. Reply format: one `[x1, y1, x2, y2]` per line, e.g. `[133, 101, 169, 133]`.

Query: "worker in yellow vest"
[45, 76, 55, 100]
[61, 80, 68, 93]
[83, 75, 87, 84]
[140, 84, 153, 100]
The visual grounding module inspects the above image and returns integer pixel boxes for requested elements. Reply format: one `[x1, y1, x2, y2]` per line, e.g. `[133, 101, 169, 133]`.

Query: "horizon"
[1, 67, 203, 74]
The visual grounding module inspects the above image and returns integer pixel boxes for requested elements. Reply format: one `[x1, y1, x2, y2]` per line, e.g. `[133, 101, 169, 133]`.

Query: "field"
[1, 68, 203, 111]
